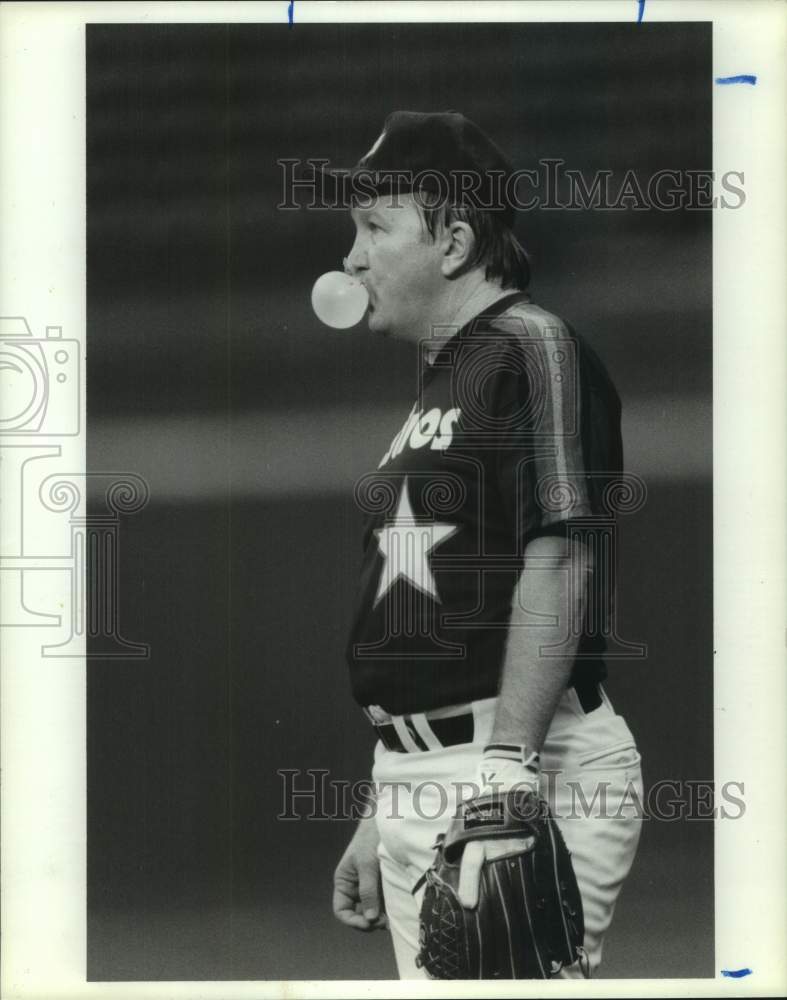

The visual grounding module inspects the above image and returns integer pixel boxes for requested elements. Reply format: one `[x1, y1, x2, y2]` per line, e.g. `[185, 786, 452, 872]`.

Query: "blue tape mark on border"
[715, 75, 757, 85]
[637, 0, 646, 23]
[722, 968, 752, 978]
[288, 1, 294, 25]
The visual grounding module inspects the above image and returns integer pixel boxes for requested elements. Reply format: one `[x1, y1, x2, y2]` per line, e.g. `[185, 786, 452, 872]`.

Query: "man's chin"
[367, 308, 391, 338]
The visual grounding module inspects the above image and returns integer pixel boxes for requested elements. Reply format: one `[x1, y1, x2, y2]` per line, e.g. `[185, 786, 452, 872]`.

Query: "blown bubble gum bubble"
[311, 271, 369, 329]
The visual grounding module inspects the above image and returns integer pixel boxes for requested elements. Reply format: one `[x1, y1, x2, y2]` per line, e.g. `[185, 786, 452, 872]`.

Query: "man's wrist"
[483, 742, 541, 773]
[471, 743, 541, 798]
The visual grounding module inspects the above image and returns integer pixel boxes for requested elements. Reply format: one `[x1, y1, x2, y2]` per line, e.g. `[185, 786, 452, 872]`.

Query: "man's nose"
[344, 241, 369, 277]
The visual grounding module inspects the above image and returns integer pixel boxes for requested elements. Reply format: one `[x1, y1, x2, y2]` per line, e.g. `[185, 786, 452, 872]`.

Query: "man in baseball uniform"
[330, 111, 643, 979]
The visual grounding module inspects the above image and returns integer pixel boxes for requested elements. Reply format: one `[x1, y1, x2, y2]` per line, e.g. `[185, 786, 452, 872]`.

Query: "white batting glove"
[458, 745, 541, 909]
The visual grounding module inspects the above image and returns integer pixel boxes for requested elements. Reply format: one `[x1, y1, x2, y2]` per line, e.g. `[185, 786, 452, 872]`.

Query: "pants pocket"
[576, 739, 641, 771]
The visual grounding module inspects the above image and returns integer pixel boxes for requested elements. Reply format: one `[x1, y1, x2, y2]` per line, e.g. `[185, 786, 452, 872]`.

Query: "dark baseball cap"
[327, 110, 516, 227]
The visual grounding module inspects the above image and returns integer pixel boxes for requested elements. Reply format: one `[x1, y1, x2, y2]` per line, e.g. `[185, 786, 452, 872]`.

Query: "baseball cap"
[326, 110, 517, 227]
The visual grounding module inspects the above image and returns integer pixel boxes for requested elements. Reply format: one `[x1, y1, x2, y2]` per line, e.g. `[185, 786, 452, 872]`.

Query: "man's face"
[346, 195, 445, 341]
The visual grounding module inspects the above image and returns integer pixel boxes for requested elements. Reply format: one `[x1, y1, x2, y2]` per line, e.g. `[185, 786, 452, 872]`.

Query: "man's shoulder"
[467, 297, 579, 359]
[482, 298, 574, 344]
[468, 296, 620, 403]
[493, 298, 569, 333]
[463, 299, 574, 359]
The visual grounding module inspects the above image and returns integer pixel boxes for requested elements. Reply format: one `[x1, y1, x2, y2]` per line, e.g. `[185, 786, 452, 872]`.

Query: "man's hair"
[418, 198, 530, 291]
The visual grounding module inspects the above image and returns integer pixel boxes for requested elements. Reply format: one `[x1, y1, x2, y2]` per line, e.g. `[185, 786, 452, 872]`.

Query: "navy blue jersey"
[346, 293, 622, 715]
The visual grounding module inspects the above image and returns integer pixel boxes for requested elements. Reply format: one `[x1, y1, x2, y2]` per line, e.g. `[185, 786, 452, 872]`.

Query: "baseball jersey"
[346, 292, 623, 715]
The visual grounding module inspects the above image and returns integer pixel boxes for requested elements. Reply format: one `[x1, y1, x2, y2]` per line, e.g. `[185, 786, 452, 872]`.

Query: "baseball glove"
[413, 789, 585, 979]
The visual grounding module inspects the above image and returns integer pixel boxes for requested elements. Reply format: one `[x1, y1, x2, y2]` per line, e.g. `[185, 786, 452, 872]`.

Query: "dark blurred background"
[87, 22, 712, 980]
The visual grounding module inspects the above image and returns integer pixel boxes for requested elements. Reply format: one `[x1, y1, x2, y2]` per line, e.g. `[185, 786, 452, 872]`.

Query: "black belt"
[373, 682, 602, 754]
[376, 712, 475, 754]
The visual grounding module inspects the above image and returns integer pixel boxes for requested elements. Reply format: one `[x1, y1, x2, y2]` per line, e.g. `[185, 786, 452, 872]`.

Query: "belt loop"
[410, 713, 442, 751]
[391, 716, 422, 753]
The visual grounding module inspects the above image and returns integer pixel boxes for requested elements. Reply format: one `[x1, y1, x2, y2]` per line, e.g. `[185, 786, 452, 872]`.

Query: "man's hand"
[457, 837, 534, 908]
[414, 788, 584, 979]
[457, 755, 540, 909]
[332, 815, 388, 931]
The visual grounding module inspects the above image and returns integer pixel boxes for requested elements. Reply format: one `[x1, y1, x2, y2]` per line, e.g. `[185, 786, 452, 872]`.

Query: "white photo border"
[1, 1, 785, 997]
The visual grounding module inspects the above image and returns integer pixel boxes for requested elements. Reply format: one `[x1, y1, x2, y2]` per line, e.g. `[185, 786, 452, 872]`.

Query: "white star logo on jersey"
[374, 478, 457, 605]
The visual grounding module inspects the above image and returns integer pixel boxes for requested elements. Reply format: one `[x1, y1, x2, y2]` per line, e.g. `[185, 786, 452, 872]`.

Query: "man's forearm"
[490, 534, 592, 753]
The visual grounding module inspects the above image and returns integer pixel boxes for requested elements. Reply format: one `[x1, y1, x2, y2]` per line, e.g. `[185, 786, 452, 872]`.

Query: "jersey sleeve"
[483, 315, 620, 551]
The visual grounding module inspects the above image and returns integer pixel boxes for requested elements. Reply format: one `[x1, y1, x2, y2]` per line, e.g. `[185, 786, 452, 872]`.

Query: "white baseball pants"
[370, 687, 643, 979]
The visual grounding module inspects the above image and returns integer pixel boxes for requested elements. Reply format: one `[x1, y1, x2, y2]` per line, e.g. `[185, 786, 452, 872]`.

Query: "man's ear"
[441, 220, 475, 278]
